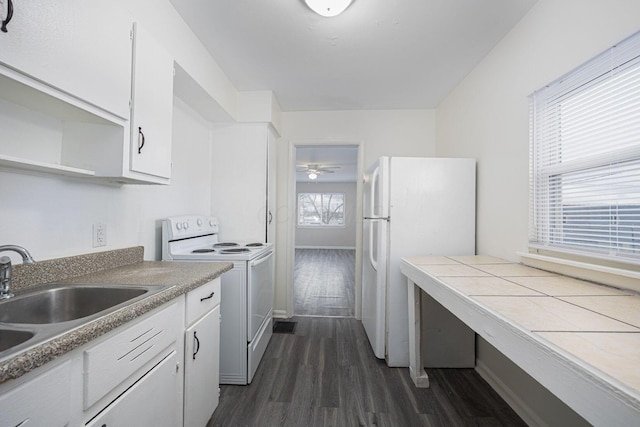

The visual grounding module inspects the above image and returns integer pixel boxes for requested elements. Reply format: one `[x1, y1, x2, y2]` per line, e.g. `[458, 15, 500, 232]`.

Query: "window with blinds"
[529, 31, 640, 265]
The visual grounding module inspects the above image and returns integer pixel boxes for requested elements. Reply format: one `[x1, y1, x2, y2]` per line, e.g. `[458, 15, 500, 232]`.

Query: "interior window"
[529, 31, 640, 265]
[297, 193, 345, 227]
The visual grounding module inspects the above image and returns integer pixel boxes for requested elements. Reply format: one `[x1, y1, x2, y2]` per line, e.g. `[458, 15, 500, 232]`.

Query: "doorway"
[289, 143, 363, 318]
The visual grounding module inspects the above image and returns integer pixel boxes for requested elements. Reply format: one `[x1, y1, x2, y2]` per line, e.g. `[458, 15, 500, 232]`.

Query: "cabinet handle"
[1, 0, 13, 33]
[268, 210, 273, 225]
[200, 291, 214, 302]
[137, 126, 145, 153]
[192, 331, 200, 360]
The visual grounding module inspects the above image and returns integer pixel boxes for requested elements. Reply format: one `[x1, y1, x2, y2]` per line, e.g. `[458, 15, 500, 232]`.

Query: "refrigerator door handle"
[371, 166, 379, 216]
[366, 217, 389, 271]
[369, 219, 377, 271]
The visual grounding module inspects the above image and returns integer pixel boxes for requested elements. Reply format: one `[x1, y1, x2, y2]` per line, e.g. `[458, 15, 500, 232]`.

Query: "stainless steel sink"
[0, 283, 169, 361]
[0, 285, 148, 324]
[0, 329, 35, 352]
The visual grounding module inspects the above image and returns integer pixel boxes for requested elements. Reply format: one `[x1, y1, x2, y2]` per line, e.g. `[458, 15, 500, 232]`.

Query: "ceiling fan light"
[308, 172, 318, 180]
[304, 0, 354, 17]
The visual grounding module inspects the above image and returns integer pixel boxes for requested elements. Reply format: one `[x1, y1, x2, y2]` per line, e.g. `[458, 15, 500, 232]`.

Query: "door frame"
[285, 139, 365, 318]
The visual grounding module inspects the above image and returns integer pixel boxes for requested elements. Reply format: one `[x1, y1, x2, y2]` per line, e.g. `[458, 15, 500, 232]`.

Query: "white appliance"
[362, 157, 476, 367]
[162, 215, 274, 384]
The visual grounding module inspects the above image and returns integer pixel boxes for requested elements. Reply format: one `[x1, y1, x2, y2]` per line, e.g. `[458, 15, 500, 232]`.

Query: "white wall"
[0, 97, 212, 263]
[435, 1, 640, 424]
[436, 0, 640, 262]
[295, 182, 357, 248]
[281, 110, 436, 169]
[274, 109, 436, 315]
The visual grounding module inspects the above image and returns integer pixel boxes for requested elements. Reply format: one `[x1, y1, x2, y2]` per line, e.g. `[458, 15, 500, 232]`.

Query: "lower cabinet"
[0, 280, 224, 427]
[184, 305, 221, 427]
[86, 351, 180, 427]
[183, 277, 222, 426]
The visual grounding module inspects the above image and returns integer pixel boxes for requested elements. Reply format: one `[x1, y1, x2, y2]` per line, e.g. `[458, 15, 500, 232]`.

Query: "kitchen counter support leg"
[407, 278, 429, 388]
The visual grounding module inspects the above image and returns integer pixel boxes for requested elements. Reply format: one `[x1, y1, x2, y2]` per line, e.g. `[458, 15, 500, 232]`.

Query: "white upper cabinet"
[211, 123, 277, 243]
[0, 5, 175, 184]
[129, 23, 174, 180]
[0, 0, 131, 119]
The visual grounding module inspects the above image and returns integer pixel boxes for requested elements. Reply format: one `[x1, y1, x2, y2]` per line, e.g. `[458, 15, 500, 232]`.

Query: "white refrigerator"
[362, 156, 476, 367]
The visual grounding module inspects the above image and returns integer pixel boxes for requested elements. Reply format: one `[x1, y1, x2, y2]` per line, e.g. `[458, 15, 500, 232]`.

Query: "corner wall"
[435, 0, 640, 262]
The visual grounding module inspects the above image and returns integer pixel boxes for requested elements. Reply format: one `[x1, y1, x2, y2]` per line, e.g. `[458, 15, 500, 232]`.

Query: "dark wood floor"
[294, 249, 355, 317]
[207, 317, 526, 427]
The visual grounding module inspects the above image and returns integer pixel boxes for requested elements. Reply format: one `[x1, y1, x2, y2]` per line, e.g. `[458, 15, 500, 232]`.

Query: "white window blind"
[529, 31, 640, 265]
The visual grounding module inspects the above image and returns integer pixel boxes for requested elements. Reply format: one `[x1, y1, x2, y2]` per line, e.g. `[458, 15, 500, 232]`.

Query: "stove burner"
[192, 248, 216, 253]
[214, 242, 239, 247]
[221, 248, 251, 254]
[246, 243, 264, 247]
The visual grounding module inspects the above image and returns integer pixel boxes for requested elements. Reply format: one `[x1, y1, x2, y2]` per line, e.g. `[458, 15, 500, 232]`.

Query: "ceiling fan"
[296, 164, 340, 179]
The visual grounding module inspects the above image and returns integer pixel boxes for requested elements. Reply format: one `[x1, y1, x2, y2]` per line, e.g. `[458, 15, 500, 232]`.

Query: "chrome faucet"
[0, 245, 36, 299]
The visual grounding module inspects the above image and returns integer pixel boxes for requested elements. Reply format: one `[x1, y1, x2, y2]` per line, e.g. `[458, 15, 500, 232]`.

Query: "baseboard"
[272, 309, 288, 319]
[295, 245, 356, 250]
[475, 360, 546, 427]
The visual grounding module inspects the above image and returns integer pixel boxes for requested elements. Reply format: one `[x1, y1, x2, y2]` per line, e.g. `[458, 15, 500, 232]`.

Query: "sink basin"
[0, 329, 35, 352]
[0, 285, 148, 324]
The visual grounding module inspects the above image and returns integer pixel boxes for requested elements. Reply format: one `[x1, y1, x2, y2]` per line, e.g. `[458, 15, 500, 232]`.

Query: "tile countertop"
[401, 255, 640, 426]
[0, 247, 232, 383]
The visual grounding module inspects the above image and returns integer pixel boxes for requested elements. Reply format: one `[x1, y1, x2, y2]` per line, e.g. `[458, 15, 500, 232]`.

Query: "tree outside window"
[297, 193, 345, 227]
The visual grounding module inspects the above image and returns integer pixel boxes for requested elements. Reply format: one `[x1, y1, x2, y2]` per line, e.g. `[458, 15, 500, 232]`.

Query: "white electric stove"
[162, 215, 274, 385]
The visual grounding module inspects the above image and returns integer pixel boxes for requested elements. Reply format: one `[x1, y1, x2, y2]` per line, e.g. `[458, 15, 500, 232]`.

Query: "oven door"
[247, 250, 274, 340]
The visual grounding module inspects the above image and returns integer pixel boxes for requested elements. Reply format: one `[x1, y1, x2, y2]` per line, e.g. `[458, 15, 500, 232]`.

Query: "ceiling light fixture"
[308, 172, 318, 180]
[304, 0, 354, 17]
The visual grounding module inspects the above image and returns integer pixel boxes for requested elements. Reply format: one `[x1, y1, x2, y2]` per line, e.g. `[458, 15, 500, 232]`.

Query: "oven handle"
[250, 251, 273, 267]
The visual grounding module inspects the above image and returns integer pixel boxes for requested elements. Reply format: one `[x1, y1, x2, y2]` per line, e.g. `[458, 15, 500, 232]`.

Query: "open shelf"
[0, 154, 96, 178]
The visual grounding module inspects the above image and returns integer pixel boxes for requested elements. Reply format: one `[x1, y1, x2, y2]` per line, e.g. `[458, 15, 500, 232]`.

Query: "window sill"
[518, 251, 640, 293]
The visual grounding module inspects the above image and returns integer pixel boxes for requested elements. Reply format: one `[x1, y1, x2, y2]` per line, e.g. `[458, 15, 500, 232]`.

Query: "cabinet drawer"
[83, 301, 179, 409]
[186, 278, 221, 325]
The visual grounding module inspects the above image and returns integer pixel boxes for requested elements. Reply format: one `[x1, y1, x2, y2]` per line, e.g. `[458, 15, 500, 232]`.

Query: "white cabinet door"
[211, 123, 274, 242]
[184, 305, 220, 427]
[266, 126, 277, 243]
[0, 0, 131, 118]
[86, 351, 180, 427]
[129, 22, 174, 180]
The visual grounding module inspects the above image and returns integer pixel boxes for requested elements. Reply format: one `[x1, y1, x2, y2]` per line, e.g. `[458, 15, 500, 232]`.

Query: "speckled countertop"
[0, 246, 232, 383]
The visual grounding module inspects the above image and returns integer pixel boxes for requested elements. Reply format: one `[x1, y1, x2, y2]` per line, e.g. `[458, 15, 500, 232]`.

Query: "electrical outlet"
[93, 223, 107, 247]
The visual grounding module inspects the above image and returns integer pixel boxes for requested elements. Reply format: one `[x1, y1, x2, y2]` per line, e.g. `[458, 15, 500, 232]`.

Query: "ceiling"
[296, 146, 358, 183]
[170, 0, 537, 112]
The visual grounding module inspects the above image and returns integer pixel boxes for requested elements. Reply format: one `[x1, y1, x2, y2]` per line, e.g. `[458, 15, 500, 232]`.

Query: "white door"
[361, 157, 389, 359]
